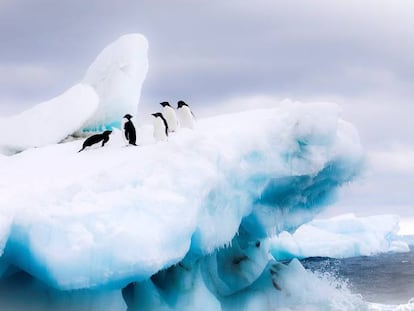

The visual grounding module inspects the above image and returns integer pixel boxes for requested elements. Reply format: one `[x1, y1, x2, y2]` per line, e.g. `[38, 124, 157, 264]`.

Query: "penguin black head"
[152, 112, 163, 118]
[177, 100, 188, 109]
[123, 114, 133, 120]
[160, 101, 171, 108]
[103, 130, 112, 136]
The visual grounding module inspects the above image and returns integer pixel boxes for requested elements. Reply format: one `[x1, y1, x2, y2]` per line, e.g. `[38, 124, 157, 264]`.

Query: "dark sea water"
[301, 245, 414, 305]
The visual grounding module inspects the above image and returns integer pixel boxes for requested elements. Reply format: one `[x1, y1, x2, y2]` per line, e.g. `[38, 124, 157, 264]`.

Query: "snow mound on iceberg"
[270, 213, 410, 260]
[81, 33, 148, 132]
[0, 34, 148, 155]
[0, 84, 98, 155]
[0, 102, 363, 290]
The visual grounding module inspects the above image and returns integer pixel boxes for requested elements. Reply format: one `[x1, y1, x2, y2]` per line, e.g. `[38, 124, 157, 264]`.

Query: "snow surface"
[82, 34, 148, 132]
[270, 214, 410, 260]
[0, 102, 363, 291]
[0, 34, 148, 155]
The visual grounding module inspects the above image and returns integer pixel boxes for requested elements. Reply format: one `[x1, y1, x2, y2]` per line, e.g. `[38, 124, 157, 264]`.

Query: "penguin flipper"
[102, 136, 110, 147]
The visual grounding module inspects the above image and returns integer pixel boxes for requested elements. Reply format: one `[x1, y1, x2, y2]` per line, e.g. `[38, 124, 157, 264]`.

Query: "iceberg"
[269, 214, 410, 260]
[81, 34, 148, 132]
[0, 34, 148, 155]
[0, 98, 364, 308]
[0, 33, 370, 309]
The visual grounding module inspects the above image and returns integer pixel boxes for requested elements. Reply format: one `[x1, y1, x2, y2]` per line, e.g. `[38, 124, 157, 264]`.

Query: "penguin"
[152, 112, 168, 142]
[176, 100, 195, 129]
[78, 130, 112, 152]
[160, 101, 179, 132]
[123, 114, 137, 146]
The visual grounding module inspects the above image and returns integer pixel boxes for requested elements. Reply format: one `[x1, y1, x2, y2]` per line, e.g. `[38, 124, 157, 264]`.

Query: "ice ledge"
[0, 102, 363, 289]
[269, 213, 410, 260]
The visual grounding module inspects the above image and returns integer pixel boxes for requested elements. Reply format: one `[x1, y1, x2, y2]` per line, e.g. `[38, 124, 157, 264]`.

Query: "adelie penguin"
[160, 101, 179, 132]
[176, 100, 195, 129]
[152, 112, 168, 142]
[78, 130, 112, 152]
[123, 114, 137, 146]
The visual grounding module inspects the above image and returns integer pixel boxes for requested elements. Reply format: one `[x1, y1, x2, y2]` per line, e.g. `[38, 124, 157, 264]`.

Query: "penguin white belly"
[163, 106, 179, 132]
[177, 106, 195, 129]
[153, 118, 168, 141]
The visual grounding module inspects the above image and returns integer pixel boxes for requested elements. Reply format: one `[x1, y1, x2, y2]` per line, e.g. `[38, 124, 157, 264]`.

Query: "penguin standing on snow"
[152, 112, 168, 142]
[123, 114, 137, 146]
[160, 101, 179, 132]
[176, 100, 195, 129]
[78, 130, 112, 152]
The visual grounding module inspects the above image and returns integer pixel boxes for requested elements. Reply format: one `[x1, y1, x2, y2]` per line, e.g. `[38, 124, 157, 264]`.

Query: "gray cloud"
[1, 0, 413, 105]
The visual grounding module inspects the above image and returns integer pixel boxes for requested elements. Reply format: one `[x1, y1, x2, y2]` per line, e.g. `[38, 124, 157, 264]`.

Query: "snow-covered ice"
[269, 214, 410, 260]
[82, 34, 148, 132]
[0, 101, 363, 291]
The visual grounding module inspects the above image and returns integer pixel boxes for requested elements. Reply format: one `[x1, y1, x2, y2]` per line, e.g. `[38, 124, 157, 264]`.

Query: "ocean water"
[301, 245, 414, 306]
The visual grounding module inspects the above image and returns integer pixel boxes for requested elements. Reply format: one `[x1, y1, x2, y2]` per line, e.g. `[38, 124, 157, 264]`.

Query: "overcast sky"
[0, 0, 413, 217]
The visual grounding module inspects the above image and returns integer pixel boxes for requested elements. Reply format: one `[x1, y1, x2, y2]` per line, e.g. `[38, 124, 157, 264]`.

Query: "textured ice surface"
[270, 214, 410, 260]
[123, 258, 366, 311]
[0, 102, 363, 291]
